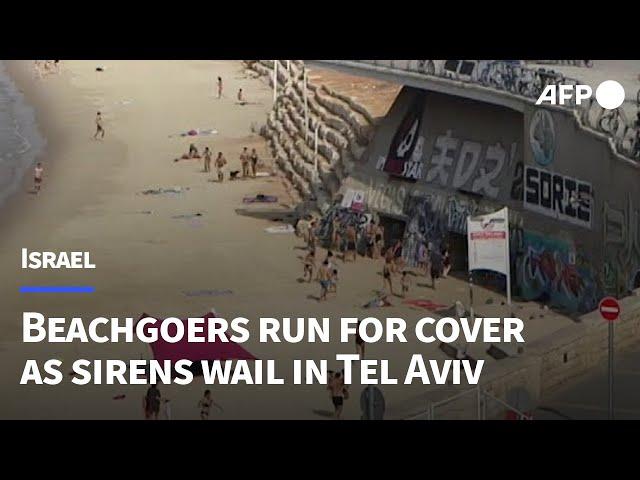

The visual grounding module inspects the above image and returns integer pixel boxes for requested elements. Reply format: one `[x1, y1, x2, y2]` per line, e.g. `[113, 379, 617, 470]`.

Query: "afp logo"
[536, 80, 625, 110]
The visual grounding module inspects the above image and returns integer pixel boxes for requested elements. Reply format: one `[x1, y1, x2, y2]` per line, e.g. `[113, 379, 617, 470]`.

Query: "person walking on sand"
[198, 389, 223, 420]
[94, 111, 105, 140]
[345, 224, 357, 262]
[355, 319, 365, 358]
[237, 88, 245, 104]
[240, 147, 250, 178]
[203, 147, 212, 173]
[401, 271, 411, 298]
[250, 148, 259, 177]
[217, 76, 223, 99]
[33, 162, 44, 194]
[318, 259, 331, 301]
[327, 370, 348, 419]
[442, 245, 452, 278]
[215, 152, 227, 182]
[383, 257, 394, 295]
[430, 247, 442, 289]
[303, 249, 316, 283]
[144, 383, 161, 420]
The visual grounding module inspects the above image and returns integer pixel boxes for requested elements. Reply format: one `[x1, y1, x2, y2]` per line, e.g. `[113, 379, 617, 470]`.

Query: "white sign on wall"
[467, 207, 510, 276]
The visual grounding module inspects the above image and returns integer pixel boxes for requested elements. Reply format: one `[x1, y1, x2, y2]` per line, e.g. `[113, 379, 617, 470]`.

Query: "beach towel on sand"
[265, 224, 294, 234]
[404, 299, 448, 311]
[243, 194, 278, 204]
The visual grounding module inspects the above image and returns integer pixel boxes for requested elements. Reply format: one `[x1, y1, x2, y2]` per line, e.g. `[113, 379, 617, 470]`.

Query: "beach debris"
[172, 213, 204, 219]
[243, 194, 278, 204]
[113, 394, 126, 401]
[141, 187, 189, 195]
[169, 128, 218, 139]
[96, 67, 105, 72]
[404, 299, 448, 311]
[265, 224, 295, 234]
[183, 289, 234, 297]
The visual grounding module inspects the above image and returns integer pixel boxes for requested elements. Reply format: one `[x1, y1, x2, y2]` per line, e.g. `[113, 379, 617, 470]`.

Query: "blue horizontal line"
[20, 286, 95, 293]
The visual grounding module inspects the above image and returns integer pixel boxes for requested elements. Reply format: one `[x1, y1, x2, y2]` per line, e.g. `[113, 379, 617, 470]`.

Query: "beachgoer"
[94, 112, 105, 140]
[374, 223, 384, 259]
[327, 370, 348, 419]
[391, 239, 405, 270]
[144, 384, 161, 420]
[355, 319, 365, 358]
[345, 225, 357, 262]
[203, 147, 212, 173]
[33, 162, 43, 193]
[198, 389, 222, 420]
[240, 147, 249, 178]
[217, 76, 223, 99]
[401, 271, 411, 298]
[430, 247, 443, 289]
[365, 220, 376, 258]
[303, 249, 316, 282]
[189, 143, 200, 159]
[383, 257, 394, 295]
[330, 267, 339, 294]
[250, 148, 259, 177]
[215, 152, 227, 182]
[308, 219, 317, 249]
[237, 88, 244, 103]
[318, 259, 331, 301]
[442, 245, 452, 278]
[331, 217, 341, 251]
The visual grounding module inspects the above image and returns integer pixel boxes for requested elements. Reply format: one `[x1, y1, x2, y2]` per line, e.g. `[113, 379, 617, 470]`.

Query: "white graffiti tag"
[426, 130, 458, 185]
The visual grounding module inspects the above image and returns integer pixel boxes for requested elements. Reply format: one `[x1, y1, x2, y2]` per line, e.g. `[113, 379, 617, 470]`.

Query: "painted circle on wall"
[529, 109, 556, 167]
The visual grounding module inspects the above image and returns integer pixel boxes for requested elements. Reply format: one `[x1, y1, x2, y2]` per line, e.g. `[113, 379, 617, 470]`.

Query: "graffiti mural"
[376, 91, 426, 180]
[603, 194, 640, 294]
[517, 231, 598, 313]
[529, 109, 556, 166]
[424, 130, 518, 199]
[317, 203, 372, 248]
[365, 177, 410, 216]
[403, 195, 448, 267]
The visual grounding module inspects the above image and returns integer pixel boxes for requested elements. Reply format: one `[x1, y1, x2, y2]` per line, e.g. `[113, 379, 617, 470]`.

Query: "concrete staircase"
[244, 60, 375, 212]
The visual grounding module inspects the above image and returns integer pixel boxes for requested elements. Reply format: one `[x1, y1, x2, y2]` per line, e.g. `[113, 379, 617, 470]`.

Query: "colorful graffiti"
[517, 231, 598, 313]
[403, 195, 448, 267]
[603, 194, 640, 295]
[317, 203, 372, 248]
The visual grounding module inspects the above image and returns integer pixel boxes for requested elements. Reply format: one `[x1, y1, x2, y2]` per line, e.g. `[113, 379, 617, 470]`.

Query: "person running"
[240, 147, 249, 178]
[442, 245, 452, 278]
[144, 384, 161, 420]
[308, 219, 317, 249]
[374, 223, 384, 259]
[355, 319, 365, 358]
[250, 148, 259, 177]
[383, 257, 394, 295]
[391, 239, 406, 271]
[94, 111, 105, 140]
[345, 224, 357, 262]
[303, 249, 316, 283]
[216, 76, 223, 99]
[401, 271, 411, 298]
[327, 370, 348, 419]
[365, 220, 376, 258]
[331, 217, 342, 252]
[215, 152, 227, 182]
[318, 259, 331, 301]
[198, 389, 223, 420]
[33, 162, 44, 194]
[430, 247, 443, 289]
[330, 267, 339, 294]
[203, 147, 212, 173]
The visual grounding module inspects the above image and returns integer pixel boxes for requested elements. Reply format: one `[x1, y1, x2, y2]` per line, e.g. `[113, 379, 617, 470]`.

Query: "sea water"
[0, 61, 46, 206]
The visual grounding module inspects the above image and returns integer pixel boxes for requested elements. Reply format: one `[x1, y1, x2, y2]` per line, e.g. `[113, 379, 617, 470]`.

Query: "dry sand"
[0, 60, 576, 420]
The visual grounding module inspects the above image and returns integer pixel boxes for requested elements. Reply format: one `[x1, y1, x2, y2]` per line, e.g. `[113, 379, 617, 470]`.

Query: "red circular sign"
[599, 297, 620, 322]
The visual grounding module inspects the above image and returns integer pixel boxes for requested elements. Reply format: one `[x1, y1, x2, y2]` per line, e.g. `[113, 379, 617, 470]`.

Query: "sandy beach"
[0, 60, 574, 420]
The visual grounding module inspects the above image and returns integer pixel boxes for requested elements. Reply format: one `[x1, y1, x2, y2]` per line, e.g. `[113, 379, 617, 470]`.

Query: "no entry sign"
[599, 297, 620, 322]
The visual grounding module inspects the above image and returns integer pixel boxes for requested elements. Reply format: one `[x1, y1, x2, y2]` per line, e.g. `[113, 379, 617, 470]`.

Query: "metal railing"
[318, 60, 640, 162]
[406, 385, 533, 420]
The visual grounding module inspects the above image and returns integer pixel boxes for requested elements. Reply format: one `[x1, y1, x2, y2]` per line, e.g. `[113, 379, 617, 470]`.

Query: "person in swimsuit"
[383, 257, 394, 295]
[318, 259, 331, 301]
[327, 370, 347, 419]
[442, 245, 452, 278]
[308, 219, 317, 249]
[355, 319, 365, 358]
[374, 224, 384, 259]
[33, 162, 43, 194]
[203, 147, 212, 173]
[144, 383, 161, 420]
[94, 111, 105, 140]
[217, 76, 223, 99]
[401, 271, 411, 298]
[189, 144, 200, 159]
[303, 249, 316, 282]
[250, 148, 259, 177]
[345, 225, 357, 262]
[198, 389, 223, 420]
[215, 152, 227, 182]
[331, 217, 341, 251]
[240, 147, 249, 178]
[430, 248, 443, 289]
[365, 220, 376, 258]
[237, 88, 245, 104]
